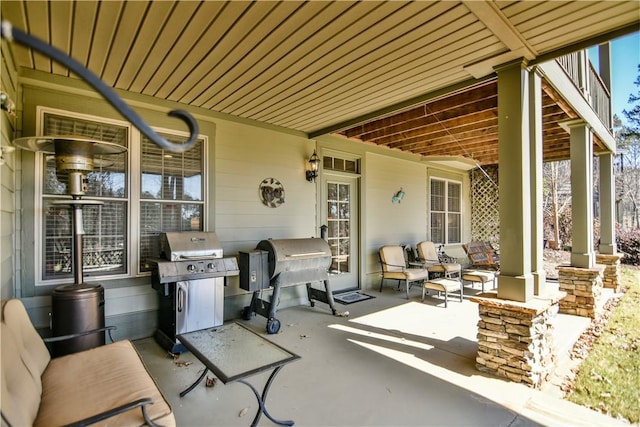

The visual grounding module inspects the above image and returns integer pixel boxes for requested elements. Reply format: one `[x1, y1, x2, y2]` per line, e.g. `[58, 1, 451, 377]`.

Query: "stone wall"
[472, 293, 562, 388]
[595, 254, 622, 292]
[557, 266, 603, 318]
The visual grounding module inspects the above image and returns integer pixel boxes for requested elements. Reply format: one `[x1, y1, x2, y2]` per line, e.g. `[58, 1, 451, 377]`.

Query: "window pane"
[41, 113, 129, 281]
[431, 212, 444, 244]
[141, 135, 203, 201]
[43, 199, 127, 279]
[42, 114, 128, 197]
[448, 213, 461, 243]
[431, 180, 445, 211]
[448, 182, 461, 212]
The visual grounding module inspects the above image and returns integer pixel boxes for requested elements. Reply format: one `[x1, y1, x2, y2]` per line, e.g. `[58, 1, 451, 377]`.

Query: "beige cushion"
[36, 340, 175, 427]
[380, 246, 429, 281]
[462, 270, 495, 283]
[1, 299, 52, 427]
[1, 322, 43, 426]
[424, 278, 461, 293]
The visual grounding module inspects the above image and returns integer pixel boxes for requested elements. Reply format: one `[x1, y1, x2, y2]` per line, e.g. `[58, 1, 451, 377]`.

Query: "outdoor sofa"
[1, 298, 175, 426]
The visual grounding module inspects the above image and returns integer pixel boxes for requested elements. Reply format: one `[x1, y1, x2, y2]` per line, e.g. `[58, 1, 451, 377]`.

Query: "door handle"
[178, 286, 184, 312]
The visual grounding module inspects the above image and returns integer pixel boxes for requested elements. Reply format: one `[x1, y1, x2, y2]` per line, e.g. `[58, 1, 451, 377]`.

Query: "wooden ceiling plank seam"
[217, 1, 435, 114]
[69, 1, 99, 79]
[530, 11, 640, 53]
[359, 100, 498, 144]
[262, 23, 497, 125]
[502, 1, 570, 27]
[173, 1, 303, 105]
[201, 1, 406, 109]
[49, 1, 72, 76]
[268, 31, 499, 128]
[23, 0, 51, 72]
[342, 80, 496, 137]
[289, 67, 474, 131]
[354, 92, 497, 142]
[101, 1, 151, 87]
[392, 125, 500, 150]
[289, 69, 472, 131]
[141, 1, 237, 97]
[188, 1, 328, 108]
[516, 2, 610, 34]
[127, 1, 200, 93]
[239, 3, 480, 120]
[87, 1, 125, 81]
[200, 1, 382, 110]
[115, 1, 175, 90]
[279, 38, 500, 130]
[0, 1, 33, 68]
[157, 1, 274, 101]
[382, 116, 499, 147]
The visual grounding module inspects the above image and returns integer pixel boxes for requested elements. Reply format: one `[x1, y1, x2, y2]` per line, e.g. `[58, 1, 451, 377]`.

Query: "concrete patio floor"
[134, 284, 627, 426]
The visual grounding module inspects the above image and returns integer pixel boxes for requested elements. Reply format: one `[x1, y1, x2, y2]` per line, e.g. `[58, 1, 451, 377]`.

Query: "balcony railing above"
[556, 52, 612, 131]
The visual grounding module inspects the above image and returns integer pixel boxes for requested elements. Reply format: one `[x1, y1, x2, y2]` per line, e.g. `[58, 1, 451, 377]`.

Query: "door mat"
[334, 291, 376, 305]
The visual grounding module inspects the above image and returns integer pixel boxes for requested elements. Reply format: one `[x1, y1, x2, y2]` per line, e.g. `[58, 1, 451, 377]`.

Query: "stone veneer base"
[471, 292, 564, 388]
[595, 254, 623, 292]
[557, 265, 603, 318]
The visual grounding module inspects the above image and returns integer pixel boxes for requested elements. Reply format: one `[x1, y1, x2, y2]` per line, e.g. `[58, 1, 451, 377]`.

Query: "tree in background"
[615, 64, 640, 229]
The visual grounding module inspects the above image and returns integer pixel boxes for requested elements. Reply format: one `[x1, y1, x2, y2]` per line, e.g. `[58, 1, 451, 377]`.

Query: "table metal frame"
[177, 322, 300, 426]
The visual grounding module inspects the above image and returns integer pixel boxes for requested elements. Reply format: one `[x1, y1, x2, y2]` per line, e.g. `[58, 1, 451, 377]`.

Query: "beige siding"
[1, 38, 18, 300]
[364, 153, 428, 289]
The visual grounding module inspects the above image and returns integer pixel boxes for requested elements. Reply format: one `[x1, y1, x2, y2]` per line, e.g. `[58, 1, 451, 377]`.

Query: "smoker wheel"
[266, 318, 281, 334]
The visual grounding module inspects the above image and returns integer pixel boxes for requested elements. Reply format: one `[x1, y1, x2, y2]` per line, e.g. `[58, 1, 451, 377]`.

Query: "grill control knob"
[186, 264, 196, 273]
[207, 262, 216, 271]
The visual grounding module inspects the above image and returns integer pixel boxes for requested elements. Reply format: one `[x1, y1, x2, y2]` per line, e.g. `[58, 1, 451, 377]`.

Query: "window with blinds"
[41, 113, 128, 280]
[39, 109, 206, 281]
[430, 178, 461, 244]
[139, 134, 204, 272]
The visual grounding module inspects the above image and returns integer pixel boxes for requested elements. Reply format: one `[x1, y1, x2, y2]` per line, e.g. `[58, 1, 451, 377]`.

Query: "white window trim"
[429, 176, 463, 245]
[33, 106, 208, 285]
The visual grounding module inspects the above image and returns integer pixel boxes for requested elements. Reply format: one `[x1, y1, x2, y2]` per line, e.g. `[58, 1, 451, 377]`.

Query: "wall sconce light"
[306, 149, 320, 182]
[392, 187, 405, 204]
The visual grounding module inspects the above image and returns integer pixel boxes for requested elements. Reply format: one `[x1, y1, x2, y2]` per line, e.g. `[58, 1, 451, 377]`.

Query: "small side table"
[177, 322, 300, 426]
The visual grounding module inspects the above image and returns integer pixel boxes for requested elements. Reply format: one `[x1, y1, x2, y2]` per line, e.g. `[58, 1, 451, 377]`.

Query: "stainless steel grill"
[240, 238, 340, 334]
[151, 231, 238, 353]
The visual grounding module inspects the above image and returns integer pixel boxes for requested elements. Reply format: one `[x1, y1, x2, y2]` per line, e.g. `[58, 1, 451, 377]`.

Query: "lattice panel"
[469, 166, 499, 246]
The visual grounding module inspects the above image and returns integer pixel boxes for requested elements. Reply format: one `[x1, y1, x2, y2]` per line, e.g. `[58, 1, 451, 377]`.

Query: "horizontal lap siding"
[1, 38, 18, 300]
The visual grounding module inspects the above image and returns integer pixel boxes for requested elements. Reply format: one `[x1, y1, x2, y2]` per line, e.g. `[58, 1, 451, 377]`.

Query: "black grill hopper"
[240, 238, 342, 333]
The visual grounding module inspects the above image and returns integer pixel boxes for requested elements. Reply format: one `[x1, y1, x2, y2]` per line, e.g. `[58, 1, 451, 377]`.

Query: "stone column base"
[471, 292, 563, 388]
[595, 253, 623, 292]
[557, 265, 604, 318]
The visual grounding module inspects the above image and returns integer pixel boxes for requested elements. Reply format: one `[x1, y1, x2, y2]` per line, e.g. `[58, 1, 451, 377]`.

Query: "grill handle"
[178, 254, 219, 260]
[286, 252, 327, 258]
[177, 286, 185, 312]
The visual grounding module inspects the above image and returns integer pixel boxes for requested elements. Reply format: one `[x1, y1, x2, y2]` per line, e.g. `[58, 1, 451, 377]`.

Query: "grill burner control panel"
[151, 258, 239, 293]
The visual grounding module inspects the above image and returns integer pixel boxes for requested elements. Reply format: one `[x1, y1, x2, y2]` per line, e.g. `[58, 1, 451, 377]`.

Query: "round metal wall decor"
[259, 178, 285, 208]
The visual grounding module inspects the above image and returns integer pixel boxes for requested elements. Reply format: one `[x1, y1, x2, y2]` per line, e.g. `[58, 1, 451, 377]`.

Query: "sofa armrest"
[43, 325, 117, 344]
[66, 397, 162, 427]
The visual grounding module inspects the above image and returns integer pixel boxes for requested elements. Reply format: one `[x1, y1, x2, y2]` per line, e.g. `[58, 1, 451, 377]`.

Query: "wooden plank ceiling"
[336, 78, 609, 166]
[2, 1, 638, 165]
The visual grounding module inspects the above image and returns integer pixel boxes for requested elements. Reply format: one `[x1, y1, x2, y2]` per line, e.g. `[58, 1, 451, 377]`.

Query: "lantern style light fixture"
[306, 149, 320, 182]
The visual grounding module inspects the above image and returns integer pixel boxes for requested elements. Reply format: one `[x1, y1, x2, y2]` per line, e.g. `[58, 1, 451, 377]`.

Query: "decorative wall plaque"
[259, 178, 285, 208]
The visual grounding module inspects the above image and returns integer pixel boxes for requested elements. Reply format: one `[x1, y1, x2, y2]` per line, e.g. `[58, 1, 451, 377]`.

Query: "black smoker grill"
[151, 231, 238, 353]
[240, 238, 340, 334]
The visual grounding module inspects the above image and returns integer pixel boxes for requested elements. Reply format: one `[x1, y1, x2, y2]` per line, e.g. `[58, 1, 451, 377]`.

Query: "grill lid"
[160, 231, 223, 261]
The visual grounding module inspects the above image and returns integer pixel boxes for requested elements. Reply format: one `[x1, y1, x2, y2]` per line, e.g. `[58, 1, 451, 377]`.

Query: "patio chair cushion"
[1, 299, 175, 427]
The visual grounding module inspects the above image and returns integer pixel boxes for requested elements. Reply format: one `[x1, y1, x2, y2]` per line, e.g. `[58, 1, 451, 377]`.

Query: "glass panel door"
[322, 175, 359, 292]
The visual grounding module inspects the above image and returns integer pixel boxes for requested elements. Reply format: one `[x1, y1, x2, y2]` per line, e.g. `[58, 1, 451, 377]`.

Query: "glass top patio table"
[177, 322, 300, 383]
